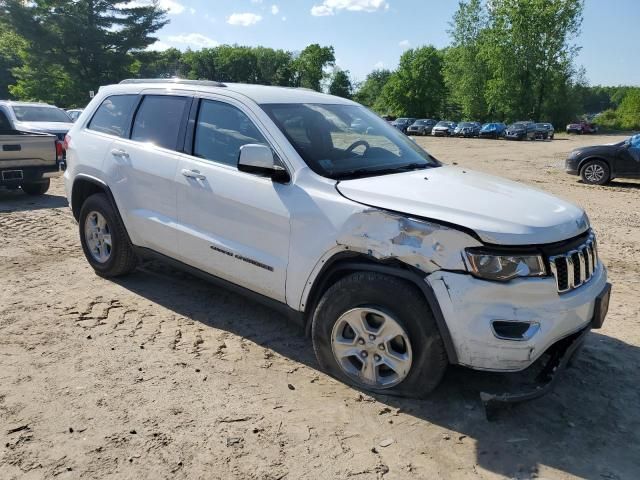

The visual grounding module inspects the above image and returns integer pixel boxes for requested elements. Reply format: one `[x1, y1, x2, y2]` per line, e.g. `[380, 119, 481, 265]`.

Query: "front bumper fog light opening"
[491, 321, 540, 341]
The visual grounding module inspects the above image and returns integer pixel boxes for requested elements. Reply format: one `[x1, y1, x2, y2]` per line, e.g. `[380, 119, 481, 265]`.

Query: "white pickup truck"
[0, 130, 63, 194]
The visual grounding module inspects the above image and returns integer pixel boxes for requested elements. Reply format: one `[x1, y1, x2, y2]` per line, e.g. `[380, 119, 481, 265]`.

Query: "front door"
[616, 134, 640, 176]
[175, 97, 290, 302]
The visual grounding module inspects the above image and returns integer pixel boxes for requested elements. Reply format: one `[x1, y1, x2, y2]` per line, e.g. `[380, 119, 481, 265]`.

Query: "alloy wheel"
[331, 307, 412, 388]
[584, 164, 605, 183]
[84, 211, 112, 263]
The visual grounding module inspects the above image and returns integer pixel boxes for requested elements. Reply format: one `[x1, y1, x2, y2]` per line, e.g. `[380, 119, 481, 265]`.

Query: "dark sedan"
[391, 117, 416, 134]
[406, 119, 436, 136]
[479, 122, 506, 139]
[535, 122, 554, 140]
[431, 120, 456, 137]
[504, 122, 537, 141]
[565, 134, 640, 185]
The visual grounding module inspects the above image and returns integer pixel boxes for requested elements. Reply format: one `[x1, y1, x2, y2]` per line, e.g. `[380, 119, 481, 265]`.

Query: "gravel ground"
[1, 134, 639, 479]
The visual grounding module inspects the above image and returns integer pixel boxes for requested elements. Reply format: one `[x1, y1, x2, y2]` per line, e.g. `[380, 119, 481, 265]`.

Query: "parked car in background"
[66, 108, 84, 122]
[0, 101, 74, 142]
[431, 120, 456, 137]
[391, 117, 416, 134]
[453, 122, 481, 138]
[535, 123, 555, 140]
[565, 133, 640, 185]
[504, 122, 537, 141]
[406, 119, 437, 136]
[479, 122, 507, 139]
[566, 121, 598, 135]
[64, 78, 610, 401]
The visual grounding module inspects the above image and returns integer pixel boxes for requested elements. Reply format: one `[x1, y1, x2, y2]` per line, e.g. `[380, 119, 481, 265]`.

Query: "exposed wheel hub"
[331, 307, 413, 389]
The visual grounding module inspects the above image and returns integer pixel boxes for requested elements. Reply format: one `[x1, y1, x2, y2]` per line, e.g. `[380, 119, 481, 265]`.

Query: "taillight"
[55, 140, 64, 161]
[63, 134, 71, 150]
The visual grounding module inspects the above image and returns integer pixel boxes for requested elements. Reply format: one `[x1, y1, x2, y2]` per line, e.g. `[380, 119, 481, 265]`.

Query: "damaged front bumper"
[480, 281, 610, 418]
[426, 262, 608, 372]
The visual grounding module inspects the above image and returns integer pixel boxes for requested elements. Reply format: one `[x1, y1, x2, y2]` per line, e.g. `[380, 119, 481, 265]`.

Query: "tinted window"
[131, 95, 190, 150]
[12, 105, 71, 123]
[0, 110, 11, 131]
[194, 100, 268, 167]
[88, 95, 138, 137]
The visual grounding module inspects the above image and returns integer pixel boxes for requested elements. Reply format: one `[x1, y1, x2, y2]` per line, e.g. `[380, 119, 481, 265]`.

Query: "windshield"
[436, 121, 451, 127]
[458, 122, 473, 128]
[13, 105, 71, 123]
[261, 103, 439, 179]
[414, 120, 427, 125]
[508, 123, 525, 130]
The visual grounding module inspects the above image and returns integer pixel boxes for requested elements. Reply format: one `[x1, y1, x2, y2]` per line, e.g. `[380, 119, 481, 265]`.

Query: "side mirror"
[238, 144, 289, 182]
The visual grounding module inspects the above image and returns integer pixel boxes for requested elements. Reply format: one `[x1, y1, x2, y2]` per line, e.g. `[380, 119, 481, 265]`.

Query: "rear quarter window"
[88, 95, 138, 137]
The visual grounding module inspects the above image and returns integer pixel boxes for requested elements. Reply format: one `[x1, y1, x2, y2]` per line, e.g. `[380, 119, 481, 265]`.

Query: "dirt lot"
[1, 134, 639, 480]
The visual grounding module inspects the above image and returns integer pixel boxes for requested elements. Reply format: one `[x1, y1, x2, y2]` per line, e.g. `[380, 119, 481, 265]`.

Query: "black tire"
[311, 272, 448, 398]
[79, 193, 137, 277]
[580, 159, 610, 185]
[21, 179, 50, 196]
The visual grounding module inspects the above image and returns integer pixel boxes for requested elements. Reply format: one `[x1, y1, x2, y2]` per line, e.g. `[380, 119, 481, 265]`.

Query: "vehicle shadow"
[0, 188, 68, 212]
[115, 261, 640, 480]
[577, 179, 640, 190]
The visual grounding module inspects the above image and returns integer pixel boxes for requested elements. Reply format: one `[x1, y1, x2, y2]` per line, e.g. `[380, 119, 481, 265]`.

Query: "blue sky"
[147, 0, 639, 86]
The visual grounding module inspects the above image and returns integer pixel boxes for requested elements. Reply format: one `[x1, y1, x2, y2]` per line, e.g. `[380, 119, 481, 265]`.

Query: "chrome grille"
[549, 234, 597, 293]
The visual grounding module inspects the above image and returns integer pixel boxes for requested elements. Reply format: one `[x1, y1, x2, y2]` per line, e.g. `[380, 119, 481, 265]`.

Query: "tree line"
[1, 0, 638, 129]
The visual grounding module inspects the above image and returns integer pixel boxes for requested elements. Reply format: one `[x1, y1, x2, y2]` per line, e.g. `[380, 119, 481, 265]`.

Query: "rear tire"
[79, 193, 137, 277]
[580, 159, 610, 185]
[311, 272, 448, 398]
[21, 179, 50, 196]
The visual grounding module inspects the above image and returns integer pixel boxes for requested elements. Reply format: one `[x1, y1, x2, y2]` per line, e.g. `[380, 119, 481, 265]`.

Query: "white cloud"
[189, 7, 195, 14]
[167, 33, 219, 48]
[399, 39, 410, 49]
[146, 41, 171, 52]
[227, 12, 263, 26]
[251, 0, 263, 3]
[271, 4, 279, 15]
[281, 16, 287, 21]
[374, 61, 384, 69]
[311, 0, 387, 16]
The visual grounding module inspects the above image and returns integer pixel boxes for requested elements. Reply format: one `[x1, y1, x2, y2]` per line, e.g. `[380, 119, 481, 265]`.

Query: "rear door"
[175, 95, 291, 302]
[106, 92, 192, 256]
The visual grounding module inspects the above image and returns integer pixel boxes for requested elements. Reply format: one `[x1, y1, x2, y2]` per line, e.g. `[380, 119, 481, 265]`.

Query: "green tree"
[616, 89, 640, 130]
[328, 69, 353, 98]
[293, 44, 335, 91]
[3, 0, 168, 106]
[379, 46, 446, 118]
[353, 69, 392, 111]
[0, 29, 26, 99]
[481, 0, 584, 123]
[443, 0, 489, 120]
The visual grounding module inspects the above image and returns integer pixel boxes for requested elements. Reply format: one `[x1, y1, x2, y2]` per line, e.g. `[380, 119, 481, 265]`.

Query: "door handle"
[181, 168, 206, 180]
[110, 148, 130, 160]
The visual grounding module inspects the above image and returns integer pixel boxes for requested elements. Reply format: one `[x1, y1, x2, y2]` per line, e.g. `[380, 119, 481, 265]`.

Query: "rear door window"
[87, 95, 138, 137]
[0, 110, 11, 131]
[131, 95, 191, 151]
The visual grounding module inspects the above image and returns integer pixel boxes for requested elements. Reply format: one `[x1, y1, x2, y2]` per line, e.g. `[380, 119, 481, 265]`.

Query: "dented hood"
[336, 166, 589, 245]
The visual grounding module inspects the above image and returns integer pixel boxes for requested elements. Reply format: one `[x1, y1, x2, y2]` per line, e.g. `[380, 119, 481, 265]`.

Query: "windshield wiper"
[334, 162, 431, 179]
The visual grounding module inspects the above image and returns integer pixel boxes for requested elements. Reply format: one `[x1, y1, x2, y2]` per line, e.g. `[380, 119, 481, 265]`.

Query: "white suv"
[64, 79, 611, 400]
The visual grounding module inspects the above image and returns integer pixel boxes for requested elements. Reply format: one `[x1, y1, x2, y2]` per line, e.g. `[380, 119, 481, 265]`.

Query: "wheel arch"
[302, 252, 459, 364]
[578, 156, 611, 173]
[71, 175, 133, 246]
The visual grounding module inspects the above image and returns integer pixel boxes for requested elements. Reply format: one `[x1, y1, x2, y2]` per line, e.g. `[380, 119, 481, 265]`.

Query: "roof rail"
[119, 78, 226, 87]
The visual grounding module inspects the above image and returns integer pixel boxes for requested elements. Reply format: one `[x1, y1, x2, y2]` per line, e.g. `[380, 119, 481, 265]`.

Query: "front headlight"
[465, 249, 546, 281]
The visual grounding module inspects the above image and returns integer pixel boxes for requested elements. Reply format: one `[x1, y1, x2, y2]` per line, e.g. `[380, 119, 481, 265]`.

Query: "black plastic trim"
[305, 254, 459, 364]
[133, 246, 305, 327]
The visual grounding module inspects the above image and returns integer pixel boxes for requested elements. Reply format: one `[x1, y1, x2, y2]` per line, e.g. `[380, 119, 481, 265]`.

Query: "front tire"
[311, 272, 447, 398]
[580, 160, 610, 185]
[21, 179, 50, 196]
[79, 193, 137, 277]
